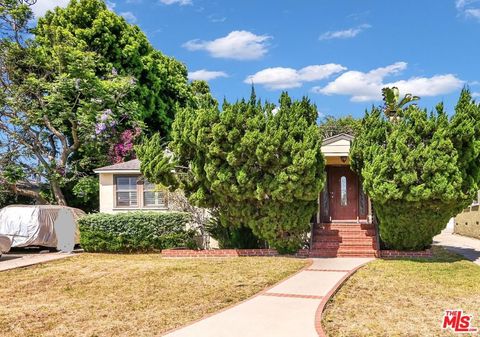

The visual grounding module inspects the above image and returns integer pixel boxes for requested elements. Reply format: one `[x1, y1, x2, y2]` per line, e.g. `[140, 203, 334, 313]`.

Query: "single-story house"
[94, 133, 378, 256]
[94, 159, 169, 213]
[94, 159, 214, 248]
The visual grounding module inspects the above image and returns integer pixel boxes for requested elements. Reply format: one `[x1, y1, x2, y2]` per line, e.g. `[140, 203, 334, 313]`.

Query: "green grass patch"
[322, 247, 480, 337]
[0, 254, 307, 337]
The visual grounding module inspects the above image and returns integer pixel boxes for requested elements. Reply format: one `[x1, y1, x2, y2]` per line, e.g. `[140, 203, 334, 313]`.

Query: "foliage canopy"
[35, 0, 190, 136]
[351, 88, 480, 250]
[319, 115, 362, 138]
[0, 0, 193, 209]
[137, 90, 326, 252]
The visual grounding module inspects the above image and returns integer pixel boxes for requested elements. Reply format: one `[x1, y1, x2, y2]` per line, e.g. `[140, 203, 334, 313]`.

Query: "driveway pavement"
[163, 257, 373, 337]
[433, 231, 480, 265]
[0, 249, 74, 272]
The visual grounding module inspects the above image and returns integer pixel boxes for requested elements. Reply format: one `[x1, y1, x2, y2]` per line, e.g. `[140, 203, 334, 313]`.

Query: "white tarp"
[0, 205, 85, 248]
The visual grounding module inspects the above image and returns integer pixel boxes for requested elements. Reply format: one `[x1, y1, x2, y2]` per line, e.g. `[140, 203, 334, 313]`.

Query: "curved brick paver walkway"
[163, 257, 373, 337]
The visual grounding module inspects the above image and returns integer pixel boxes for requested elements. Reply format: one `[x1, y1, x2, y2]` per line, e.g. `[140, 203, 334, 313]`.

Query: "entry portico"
[317, 133, 373, 224]
[310, 133, 377, 258]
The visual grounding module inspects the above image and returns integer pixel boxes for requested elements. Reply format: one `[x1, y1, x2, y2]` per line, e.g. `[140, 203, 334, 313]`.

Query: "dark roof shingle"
[94, 159, 140, 172]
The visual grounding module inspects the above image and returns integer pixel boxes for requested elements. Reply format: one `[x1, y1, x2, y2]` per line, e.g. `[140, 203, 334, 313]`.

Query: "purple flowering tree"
[111, 127, 142, 163]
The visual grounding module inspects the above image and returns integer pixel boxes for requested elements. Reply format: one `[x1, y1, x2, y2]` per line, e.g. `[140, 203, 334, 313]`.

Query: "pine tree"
[351, 88, 480, 250]
[137, 91, 325, 252]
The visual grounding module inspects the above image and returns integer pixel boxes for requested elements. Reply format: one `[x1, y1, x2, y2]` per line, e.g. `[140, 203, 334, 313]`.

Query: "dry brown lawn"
[322, 247, 480, 337]
[0, 254, 306, 337]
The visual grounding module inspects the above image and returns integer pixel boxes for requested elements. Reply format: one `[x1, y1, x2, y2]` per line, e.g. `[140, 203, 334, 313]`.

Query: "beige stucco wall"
[97, 172, 217, 248]
[455, 205, 480, 239]
[321, 139, 351, 157]
[325, 156, 350, 165]
[99, 173, 115, 214]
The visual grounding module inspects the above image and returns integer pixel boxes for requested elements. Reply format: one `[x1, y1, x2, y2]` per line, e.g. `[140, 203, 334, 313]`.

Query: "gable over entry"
[318, 133, 372, 223]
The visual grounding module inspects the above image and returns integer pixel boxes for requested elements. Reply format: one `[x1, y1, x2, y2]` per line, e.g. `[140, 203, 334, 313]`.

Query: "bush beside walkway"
[79, 212, 196, 252]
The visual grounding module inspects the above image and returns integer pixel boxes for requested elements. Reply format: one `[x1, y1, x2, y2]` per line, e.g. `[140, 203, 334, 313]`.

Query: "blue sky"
[33, 0, 480, 119]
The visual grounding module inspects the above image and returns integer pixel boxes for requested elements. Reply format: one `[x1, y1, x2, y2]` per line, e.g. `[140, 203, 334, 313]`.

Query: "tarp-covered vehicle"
[0, 234, 11, 257]
[0, 205, 85, 248]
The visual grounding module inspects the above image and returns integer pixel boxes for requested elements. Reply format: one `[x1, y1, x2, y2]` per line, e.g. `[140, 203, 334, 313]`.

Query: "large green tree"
[1, 0, 194, 209]
[137, 89, 326, 252]
[34, 0, 190, 137]
[0, 0, 139, 205]
[318, 115, 362, 138]
[351, 88, 480, 250]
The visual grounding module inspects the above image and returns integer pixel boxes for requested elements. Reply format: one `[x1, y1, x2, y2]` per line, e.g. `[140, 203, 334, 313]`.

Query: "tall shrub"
[351, 89, 480, 250]
[137, 90, 325, 253]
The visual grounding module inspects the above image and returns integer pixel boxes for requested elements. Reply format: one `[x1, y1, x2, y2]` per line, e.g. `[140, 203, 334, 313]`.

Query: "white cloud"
[456, 0, 479, 9]
[465, 8, 480, 18]
[473, 92, 480, 97]
[120, 11, 137, 23]
[188, 70, 228, 81]
[313, 62, 464, 102]
[106, 1, 116, 10]
[244, 64, 346, 90]
[160, 0, 192, 5]
[31, 0, 69, 18]
[456, 0, 480, 20]
[319, 24, 371, 40]
[183, 30, 271, 60]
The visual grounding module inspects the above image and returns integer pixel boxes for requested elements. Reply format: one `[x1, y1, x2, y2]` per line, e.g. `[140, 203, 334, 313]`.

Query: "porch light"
[340, 156, 348, 163]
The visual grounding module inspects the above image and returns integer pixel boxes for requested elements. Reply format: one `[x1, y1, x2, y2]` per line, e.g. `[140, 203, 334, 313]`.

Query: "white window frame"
[115, 176, 138, 208]
[143, 180, 167, 208]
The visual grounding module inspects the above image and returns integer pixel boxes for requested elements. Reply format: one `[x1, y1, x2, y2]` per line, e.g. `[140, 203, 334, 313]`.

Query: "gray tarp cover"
[0, 205, 85, 248]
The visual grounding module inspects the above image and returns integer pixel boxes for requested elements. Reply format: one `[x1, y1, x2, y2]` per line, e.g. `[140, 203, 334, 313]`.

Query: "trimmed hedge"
[375, 200, 454, 250]
[79, 212, 197, 252]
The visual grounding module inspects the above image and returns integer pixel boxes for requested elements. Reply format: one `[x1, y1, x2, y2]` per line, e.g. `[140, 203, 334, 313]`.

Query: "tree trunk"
[8, 183, 49, 205]
[51, 180, 67, 206]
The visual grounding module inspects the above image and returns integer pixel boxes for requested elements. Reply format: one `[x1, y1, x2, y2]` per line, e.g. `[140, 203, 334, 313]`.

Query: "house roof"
[322, 133, 355, 146]
[321, 133, 354, 157]
[93, 159, 141, 174]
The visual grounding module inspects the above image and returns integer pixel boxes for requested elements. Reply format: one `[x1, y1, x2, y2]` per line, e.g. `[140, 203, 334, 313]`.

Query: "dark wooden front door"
[328, 166, 359, 221]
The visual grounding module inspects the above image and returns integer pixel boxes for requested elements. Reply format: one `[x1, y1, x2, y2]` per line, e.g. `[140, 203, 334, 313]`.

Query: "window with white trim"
[116, 176, 138, 207]
[143, 180, 167, 207]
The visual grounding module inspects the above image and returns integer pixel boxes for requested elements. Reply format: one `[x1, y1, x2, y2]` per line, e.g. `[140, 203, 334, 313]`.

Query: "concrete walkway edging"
[162, 258, 373, 337]
[0, 252, 75, 272]
[314, 261, 372, 337]
[160, 258, 315, 337]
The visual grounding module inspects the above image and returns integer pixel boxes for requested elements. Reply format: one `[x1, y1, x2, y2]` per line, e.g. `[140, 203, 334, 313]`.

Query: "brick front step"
[310, 222, 378, 257]
[312, 242, 376, 250]
[312, 236, 375, 244]
[319, 223, 375, 230]
[309, 249, 377, 258]
[314, 229, 376, 236]
[310, 246, 376, 253]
